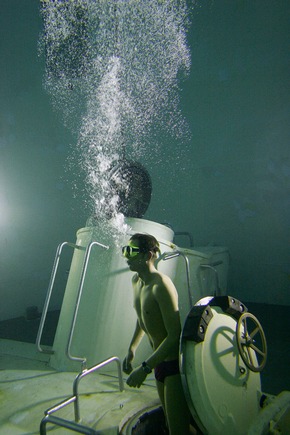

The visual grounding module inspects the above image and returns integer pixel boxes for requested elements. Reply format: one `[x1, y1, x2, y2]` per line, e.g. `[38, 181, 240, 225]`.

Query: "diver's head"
[129, 233, 160, 259]
[121, 233, 160, 268]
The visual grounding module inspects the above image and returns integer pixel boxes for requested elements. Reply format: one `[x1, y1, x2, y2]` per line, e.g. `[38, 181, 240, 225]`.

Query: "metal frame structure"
[36, 240, 109, 369]
[40, 356, 124, 435]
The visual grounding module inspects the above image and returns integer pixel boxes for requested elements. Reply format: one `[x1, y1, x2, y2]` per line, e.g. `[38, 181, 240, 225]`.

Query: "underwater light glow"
[39, 0, 191, 241]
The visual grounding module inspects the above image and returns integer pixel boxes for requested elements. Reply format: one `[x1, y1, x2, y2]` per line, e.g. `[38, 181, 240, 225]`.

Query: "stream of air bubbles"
[39, 0, 191, 242]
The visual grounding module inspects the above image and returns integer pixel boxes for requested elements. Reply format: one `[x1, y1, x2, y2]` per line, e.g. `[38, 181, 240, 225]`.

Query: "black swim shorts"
[154, 359, 180, 383]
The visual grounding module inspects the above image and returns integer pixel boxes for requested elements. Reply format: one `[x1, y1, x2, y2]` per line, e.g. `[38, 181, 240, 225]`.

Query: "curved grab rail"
[36, 242, 86, 354]
[174, 231, 194, 248]
[40, 356, 123, 434]
[40, 415, 97, 435]
[73, 356, 124, 422]
[162, 252, 224, 307]
[200, 261, 223, 296]
[66, 241, 109, 369]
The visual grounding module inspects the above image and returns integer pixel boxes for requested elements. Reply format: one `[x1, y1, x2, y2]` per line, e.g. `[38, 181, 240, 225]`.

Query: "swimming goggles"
[122, 245, 141, 258]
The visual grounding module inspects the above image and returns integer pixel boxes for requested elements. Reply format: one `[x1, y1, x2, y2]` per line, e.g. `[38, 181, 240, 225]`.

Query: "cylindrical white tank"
[49, 218, 229, 372]
[49, 218, 176, 371]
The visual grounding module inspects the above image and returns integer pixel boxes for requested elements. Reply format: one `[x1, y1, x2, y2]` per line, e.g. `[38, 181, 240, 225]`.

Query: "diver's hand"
[123, 350, 134, 374]
[126, 366, 147, 388]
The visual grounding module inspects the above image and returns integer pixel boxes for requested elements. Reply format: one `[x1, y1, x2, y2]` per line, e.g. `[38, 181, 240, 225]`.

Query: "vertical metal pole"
[36, 242, 86, 354]
[66, 241, 109, 368]
[36, 242, 67, 354]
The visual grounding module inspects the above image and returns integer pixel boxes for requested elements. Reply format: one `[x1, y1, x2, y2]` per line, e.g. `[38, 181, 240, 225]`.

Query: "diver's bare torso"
[132, 272, 179, 361]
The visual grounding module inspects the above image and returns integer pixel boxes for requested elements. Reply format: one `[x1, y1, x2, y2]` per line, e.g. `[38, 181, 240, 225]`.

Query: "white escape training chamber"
[120, 295, 290, 435]
[37, 159, 290, 434]
[40, 218, 176, 371]
[37, 159, 229, 372]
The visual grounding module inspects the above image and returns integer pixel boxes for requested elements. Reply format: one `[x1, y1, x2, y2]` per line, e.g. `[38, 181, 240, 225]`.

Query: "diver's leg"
[164, 374, 191, 435]
[156, 379, 165, 410]
[156, 380, 168, 431]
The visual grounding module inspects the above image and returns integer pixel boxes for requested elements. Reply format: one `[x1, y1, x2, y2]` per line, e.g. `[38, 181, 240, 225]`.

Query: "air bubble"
[39, 1, 191, 241]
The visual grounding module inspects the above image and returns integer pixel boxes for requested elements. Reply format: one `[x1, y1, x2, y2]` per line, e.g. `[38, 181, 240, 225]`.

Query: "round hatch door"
[180, 296, 263, 435]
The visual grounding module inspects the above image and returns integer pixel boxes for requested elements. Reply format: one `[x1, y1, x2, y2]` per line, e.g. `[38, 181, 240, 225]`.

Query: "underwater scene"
[0, 1, 290, 434]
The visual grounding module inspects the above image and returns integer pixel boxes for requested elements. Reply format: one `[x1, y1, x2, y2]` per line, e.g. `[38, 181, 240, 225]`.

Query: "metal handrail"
[174, 231, 194, 247]
[45, 396, 77, 415]
[66, 241, 109, 369]
[40, 356, 123, 434]
[36, 241, 86, 354]
[40, 415, 99, 434]
[162, 251, 193, 310]
[73, 356, 124, 422]
[200, 261, 223, 296]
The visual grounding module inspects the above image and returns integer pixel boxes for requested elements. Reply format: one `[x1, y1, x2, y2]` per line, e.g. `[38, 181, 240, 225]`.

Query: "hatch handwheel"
[236, 312, 267, 372]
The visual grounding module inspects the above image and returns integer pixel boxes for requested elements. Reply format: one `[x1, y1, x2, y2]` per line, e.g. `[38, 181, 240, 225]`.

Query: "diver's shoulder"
[152, 271, 174, 287]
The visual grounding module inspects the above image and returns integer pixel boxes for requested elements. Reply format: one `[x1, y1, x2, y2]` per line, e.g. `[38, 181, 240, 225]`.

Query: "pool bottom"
[0, 339, 159, 435]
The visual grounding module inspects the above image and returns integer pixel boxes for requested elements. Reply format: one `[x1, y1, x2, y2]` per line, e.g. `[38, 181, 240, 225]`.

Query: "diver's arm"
[123, 320, 145, 374]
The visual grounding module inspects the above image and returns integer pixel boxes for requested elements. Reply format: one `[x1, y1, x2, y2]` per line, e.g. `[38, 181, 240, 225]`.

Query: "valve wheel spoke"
[236, 312, 267, 372]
